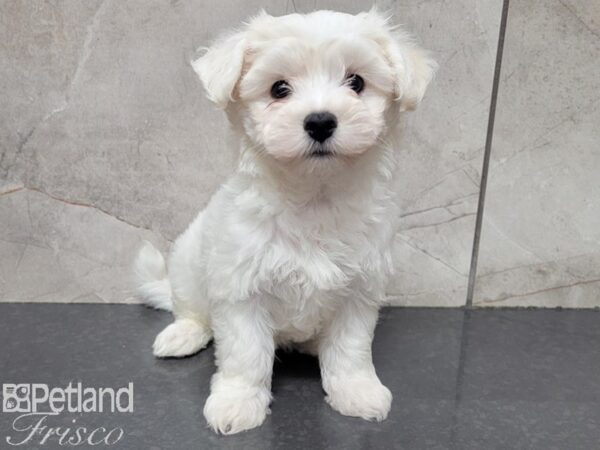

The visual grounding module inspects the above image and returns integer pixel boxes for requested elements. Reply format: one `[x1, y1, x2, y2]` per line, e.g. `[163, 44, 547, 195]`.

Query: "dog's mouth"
[309, 149, 334, 158]
[307, 144, 335, 159]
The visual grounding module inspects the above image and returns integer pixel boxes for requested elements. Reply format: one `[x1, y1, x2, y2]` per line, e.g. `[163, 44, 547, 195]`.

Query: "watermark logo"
[3, 385, 31, 413]
[2, 382, 134, 446]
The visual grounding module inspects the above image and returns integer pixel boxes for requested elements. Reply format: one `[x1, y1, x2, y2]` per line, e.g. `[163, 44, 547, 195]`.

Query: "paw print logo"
[3, 384, 31, 413]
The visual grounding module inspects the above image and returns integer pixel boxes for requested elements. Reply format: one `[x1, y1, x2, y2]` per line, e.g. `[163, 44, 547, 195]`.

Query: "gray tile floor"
[1, 305, 599, 449]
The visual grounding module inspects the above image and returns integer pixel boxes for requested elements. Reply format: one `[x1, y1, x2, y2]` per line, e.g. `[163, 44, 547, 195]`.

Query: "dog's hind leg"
[152, 315, 212, 358]
[135, 213, 213, 358]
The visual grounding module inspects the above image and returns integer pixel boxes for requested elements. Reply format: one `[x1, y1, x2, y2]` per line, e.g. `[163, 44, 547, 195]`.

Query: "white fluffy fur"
[133, 241, 172, 311]
[135, 9, 435, 435]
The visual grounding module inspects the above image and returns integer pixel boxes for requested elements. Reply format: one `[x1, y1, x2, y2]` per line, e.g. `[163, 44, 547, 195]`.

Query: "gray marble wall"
[1, 1, 597, 307]
[473, 0, 600, 307]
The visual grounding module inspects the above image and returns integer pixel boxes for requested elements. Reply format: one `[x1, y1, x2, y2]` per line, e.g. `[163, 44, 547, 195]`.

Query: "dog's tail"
[134, 241, 173, 312]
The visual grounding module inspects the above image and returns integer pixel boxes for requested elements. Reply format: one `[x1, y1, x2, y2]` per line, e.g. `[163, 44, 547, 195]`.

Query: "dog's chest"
[267, 204, 376, 292]
[210, 186, 392, 311]
[225, 219, 357, 342]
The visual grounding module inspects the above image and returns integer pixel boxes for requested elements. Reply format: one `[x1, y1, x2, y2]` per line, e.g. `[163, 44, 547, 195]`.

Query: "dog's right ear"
[191, 31, 246, 108]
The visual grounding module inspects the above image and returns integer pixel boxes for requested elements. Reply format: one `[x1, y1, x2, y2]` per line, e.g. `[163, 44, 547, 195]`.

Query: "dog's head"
[192, 10, 436, 165]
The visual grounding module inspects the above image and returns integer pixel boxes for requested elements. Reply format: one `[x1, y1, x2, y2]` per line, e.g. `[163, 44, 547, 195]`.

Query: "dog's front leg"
[203, 299, 274, 434]
[319, 298, 392, 421]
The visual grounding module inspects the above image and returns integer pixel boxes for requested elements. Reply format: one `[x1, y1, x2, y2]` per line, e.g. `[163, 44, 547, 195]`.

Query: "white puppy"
[135, 9, 436, 435]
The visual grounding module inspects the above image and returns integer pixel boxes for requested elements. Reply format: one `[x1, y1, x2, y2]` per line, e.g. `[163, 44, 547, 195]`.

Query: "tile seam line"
[449, 308, 471, 449]
[465, 0, 511, 308]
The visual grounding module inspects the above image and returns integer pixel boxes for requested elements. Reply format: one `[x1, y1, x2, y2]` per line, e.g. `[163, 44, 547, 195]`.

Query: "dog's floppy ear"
[364, 10, 437, 112]
[191, 31, 246, 108]
[388, 37, 438, 112]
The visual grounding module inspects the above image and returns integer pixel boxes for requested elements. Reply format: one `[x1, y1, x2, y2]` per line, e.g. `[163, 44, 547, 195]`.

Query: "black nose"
[303, 112, 337, 143]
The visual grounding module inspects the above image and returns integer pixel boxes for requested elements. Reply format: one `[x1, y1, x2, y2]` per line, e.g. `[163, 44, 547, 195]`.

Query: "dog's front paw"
[203, 382, 271, 434]
[325, 374, 392, 421]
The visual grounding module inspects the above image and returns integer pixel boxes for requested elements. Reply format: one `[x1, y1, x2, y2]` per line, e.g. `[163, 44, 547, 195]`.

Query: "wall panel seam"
[465, 0, 511, 307]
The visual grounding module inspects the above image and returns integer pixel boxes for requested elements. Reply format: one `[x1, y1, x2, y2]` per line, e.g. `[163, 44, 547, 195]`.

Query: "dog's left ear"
[388, 38, 438, 112]
[191, 31, 247, 108]
[365, 10, 437, 112]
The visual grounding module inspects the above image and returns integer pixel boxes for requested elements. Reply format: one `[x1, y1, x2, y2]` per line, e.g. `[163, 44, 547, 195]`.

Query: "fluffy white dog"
[135, 9, 435, 435]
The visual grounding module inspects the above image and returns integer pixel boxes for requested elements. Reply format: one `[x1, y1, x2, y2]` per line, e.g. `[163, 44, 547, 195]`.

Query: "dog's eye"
[346, 74, 365, 94]
[271, 80, 291, 99]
